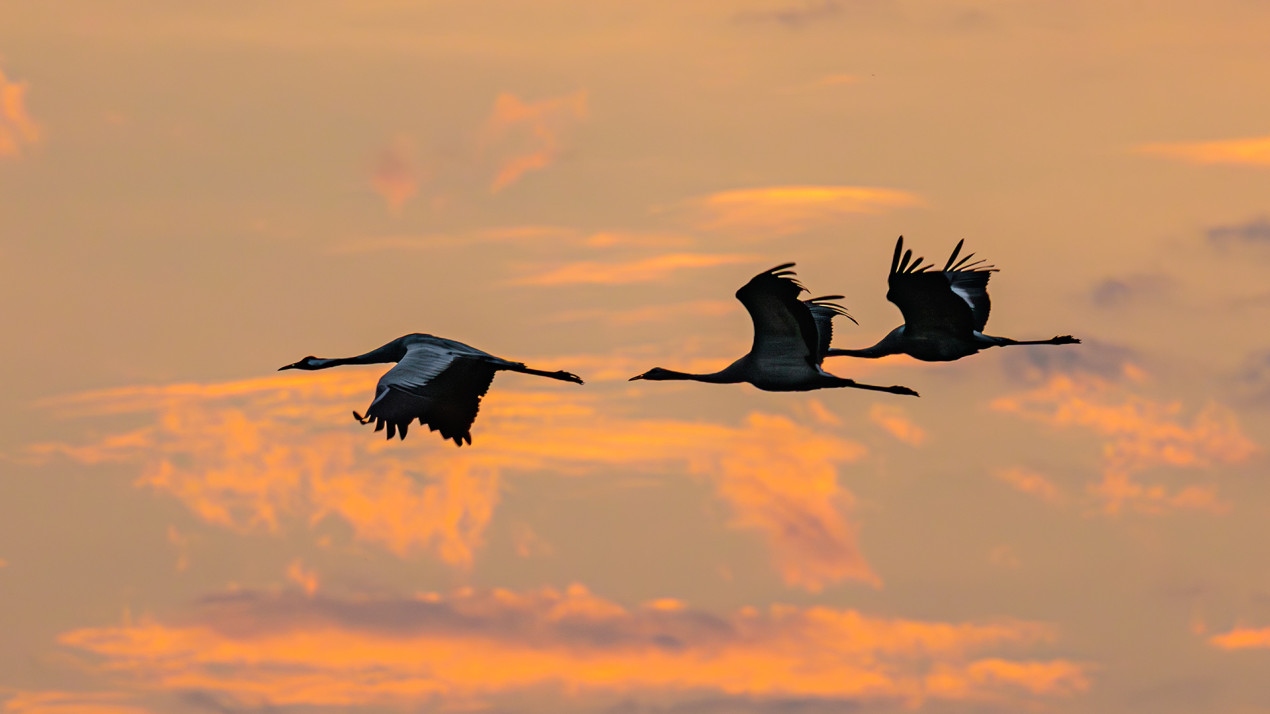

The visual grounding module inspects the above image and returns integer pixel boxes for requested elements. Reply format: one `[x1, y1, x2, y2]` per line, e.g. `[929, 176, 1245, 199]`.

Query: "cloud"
[1228, 350, 1270, 407]
[369, 135, 419, 213]
[999, 338, 1142, 385]
[1209, 626, 1270, 650]
[1089, 274, 1177, 309]
[991, 374, 1256, 515]
[993, 468, 1064, 506]
[480, 91, 588, 192]
[1135, 135, 1270, 166]
[56, 585, 1088, 711]
[1207, 215, 1270, 246]
[0, 67, 40, 158]
[34, 371, 878, 590]
[867, 404, 925, 446]
[544, 300, 736, 326]
[736, 0, 843, 28]
[286, 559, 319, 596]
[672, 186, 922, 237]
[0, 690, 153, 714]
[513, 253, 760, 286]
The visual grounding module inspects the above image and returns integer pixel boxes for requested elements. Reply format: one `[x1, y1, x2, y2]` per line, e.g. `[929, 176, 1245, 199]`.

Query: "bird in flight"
[630, 264, 919, 396]
[280, 334, 584, 445]
[827, 236, 1079, 362]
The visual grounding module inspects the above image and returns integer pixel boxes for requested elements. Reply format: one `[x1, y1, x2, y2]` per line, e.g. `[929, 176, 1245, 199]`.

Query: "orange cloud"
[991, 374, 1256, 514]
[369, 135, 419, 213]
[674, 185, 922, 237]
[994, 467, 1064, 505]
[512, 253, 759, 286]
[1136, 135, 1270, 166]
[328, 225, 577, 254]
[480, 91, 587, 192]
[35, 370, 877, 590]
[57, 585, 1087, 710]
[544, 299, 735, 325]
[0, 690, 152, 714]
[868, 404, 925, 446]
[286, 559, 319, 596]
[0, 67, 40, 158]
[1209, 626, 1270, 650]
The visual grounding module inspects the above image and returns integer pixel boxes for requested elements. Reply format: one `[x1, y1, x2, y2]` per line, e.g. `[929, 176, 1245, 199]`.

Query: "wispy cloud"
[369, 134, 419, 213]
[0, 67, 41, 158]
[1209, 626, 1270, 650]
[1090, 274, 1177, 309]
[480, 91, 588, 192]
[285, 559, 319, 596]
[513, 253, 760, 286]
[991, 374, 1256, 515]
[544, 299, 736, 325]
[736, 0, 843, 28]
[1207, 215, 1270, 246]
[868, 404, 925, 446]
[327, 225, 576, 254]
[0, 690, 152, 714]
[994, 467, 1065, 506]
[1136, 135, 1270, 166]
[672, 186, 921, 237]
[1001, 339, 1143, 385]
[57, 585, 1088, 711]
[34, 371, 876, 590]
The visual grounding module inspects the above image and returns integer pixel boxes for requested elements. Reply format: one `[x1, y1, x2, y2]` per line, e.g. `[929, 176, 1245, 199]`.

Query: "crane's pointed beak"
[278, 363, 296, 371]
[628, 375, 644, 381]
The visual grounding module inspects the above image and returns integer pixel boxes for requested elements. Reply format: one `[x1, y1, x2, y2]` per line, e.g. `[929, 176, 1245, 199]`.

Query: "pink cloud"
[991, 374, 1256, 515]
[480, 91, 587, 192]
[0, 67, 40, 158]
[35, 371, 878, 590]
[56, 585, 1088, 711]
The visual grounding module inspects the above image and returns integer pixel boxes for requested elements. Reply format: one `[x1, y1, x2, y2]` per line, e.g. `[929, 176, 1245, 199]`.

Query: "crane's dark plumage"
[279, 334, 583, 446]
[630, 264, 917, 396]
[827, 236, 1080, 362]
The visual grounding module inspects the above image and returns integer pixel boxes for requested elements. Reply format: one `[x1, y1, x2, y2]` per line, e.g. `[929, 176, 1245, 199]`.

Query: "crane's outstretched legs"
[507, 363, 585, 384]
[979, 334, 1080, 348]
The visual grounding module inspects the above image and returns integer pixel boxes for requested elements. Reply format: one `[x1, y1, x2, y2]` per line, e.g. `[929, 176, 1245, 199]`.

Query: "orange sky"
[3, 2, 1270, 713]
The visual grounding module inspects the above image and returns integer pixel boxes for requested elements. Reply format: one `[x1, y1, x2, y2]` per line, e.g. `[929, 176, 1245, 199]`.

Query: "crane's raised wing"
[886, 236, 997, 336]
[804, 295, 856, 363]
[735, 263, 819, 364]
[356, 339, 497, 446]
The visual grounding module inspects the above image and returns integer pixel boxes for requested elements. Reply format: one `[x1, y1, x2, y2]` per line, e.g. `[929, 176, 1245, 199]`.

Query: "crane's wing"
[886, 236, 996, 336]
[804, 296, 856, 364]
[358, 339, 497, 446]
[735, 264, 818, 363]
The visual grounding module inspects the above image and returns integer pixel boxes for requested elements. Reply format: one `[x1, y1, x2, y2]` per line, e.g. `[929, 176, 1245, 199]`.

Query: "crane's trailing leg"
[832, 378, 920, 397]
[980, 334, 1081, 348]
[506, 363, 585, 384]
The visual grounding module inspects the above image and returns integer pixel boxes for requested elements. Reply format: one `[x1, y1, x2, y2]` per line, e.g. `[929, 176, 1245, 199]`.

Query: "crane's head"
[278, 356, 321, 371]
[629, 367, 676, 381]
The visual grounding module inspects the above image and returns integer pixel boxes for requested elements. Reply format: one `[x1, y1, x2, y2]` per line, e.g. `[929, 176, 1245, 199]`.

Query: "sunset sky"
[3, 2, 1270, 712]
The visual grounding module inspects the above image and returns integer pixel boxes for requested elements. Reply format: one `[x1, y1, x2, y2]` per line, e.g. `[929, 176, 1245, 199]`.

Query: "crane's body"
[280, 333, 583, 445]
[828, 237, 1079, 362]
[630, 264, 918, 397]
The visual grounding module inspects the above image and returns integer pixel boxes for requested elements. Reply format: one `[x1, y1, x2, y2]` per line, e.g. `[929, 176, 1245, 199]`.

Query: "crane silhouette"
[827, 236, 1079, 362]
[630, 264, 919, 396]
[280, 334, 583, 445]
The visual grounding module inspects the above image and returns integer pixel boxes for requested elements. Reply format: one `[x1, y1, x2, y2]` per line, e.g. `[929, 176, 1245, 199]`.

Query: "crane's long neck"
[310, 341, 406, 368]
[681, 369, 743, 384]
[826, 328, 905, 359]
[647, 366, 745, 384]
[826, 344, 896, 359]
